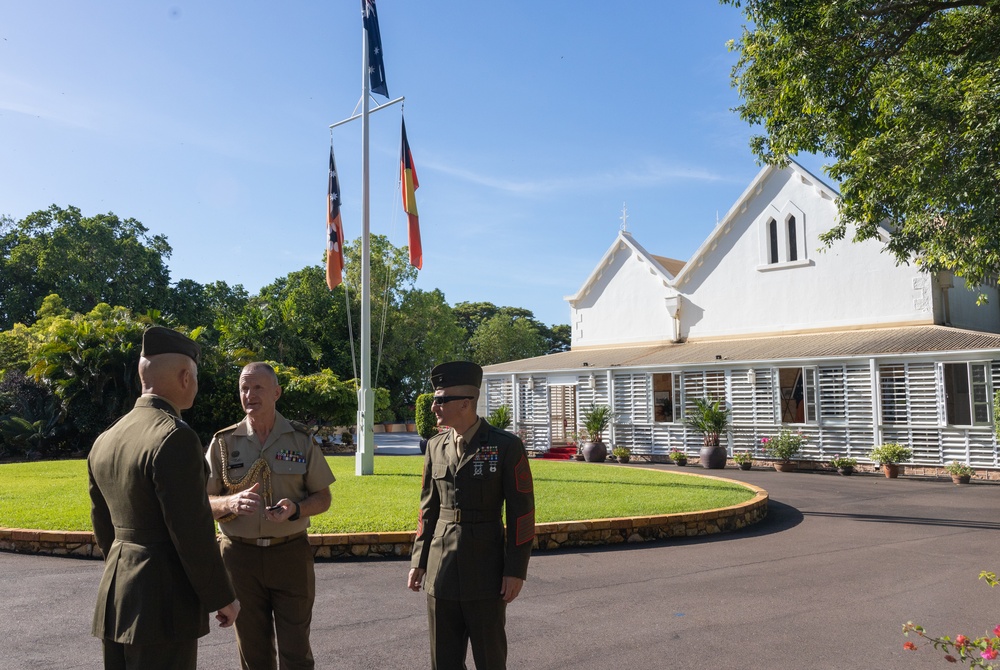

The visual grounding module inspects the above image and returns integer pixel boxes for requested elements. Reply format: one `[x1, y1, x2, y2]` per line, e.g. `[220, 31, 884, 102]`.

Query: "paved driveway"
[3, 465, 998, 669]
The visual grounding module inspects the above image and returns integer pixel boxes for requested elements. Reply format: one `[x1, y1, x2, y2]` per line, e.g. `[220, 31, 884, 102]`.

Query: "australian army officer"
[88, 326, 240, 670]
[407, 361, 536, 670]
[206, 362, 335, 670]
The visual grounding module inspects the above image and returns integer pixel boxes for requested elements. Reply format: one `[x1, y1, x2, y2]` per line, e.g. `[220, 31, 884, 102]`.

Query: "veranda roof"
[482, 325, 1000, 374]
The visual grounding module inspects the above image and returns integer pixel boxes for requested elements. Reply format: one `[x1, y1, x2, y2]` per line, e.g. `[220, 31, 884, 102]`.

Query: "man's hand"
[228, 482, 262, 516]
[407, 568, 426, 592]
[216, 600, 240, 627]
[263, 498, 294, 523]
[500, 576, 524, 603]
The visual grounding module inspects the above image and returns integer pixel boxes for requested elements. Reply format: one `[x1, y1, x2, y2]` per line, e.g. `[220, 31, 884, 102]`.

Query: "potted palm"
[581, 404, 612, 462]
[487, 404, 512, 431]
[684, 397, 731, 469]
[869, 443, 913, 478]
[764, 429, 804, 472]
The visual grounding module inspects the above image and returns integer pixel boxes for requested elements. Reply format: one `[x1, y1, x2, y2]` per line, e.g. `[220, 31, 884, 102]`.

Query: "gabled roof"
[563, 231, 676, 304]
[564, 159, 840, 304]
[482, 325, 1000, 374]
[672, 159, 840, 285]
[651, 255, 685, 276]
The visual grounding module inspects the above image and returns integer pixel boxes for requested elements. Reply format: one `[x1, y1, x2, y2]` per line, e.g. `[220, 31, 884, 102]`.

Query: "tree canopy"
[725, 0, 1000, 292]
[0, 205, 172, 328]
[0, 206, 571, 452]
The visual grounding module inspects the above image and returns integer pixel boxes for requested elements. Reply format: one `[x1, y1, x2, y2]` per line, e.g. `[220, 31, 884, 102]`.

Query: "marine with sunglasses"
[407, 361, 536, 670]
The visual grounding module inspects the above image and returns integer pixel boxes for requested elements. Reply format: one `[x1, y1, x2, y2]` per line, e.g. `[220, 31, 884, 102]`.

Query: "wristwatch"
[288, 501, 301, 521]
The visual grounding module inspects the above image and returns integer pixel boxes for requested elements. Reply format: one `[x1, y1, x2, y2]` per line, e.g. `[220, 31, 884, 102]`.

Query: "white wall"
[570, 240, 677, 346]
[677, 165, 933, 339]
[947, 275, 1000, 333]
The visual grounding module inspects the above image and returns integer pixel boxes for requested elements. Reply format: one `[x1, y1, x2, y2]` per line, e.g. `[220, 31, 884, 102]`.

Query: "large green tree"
[725, 0, 1000, 293]
[468, 311, 549, 366]
[0, 206, 172, 328]
[454, 301, 570, 359]
[345, 237, 472, 417]
[163, 279, 249, 335]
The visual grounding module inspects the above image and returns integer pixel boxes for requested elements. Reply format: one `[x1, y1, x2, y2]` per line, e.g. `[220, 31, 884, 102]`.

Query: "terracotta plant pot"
[838, 466, 854, 476]
[952, 474, 971, 485]
[672, 458, 687, 467]
[883, 463, 900, 479]
[773, 461, 796, 473]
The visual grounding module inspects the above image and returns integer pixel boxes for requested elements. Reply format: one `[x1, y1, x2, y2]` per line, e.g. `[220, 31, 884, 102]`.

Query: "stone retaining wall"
[0, 477, 768, 560]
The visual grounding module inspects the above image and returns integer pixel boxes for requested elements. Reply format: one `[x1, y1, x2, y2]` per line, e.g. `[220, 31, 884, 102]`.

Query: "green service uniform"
[206, 412, 335, 670]
[89, 395, 236, 670]
[411, 419, 536, 670]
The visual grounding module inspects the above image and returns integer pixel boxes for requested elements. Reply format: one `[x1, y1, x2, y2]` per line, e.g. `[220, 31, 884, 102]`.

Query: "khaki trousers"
[427, 595, 507, 670]
[220, 535, 316, 670]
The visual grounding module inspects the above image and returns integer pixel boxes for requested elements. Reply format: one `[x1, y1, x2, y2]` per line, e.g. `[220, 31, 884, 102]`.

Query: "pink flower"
[981, 647, 998, 660]
[761, 437, 770, 444]
[956, 635, 969, 647]
[903, 642, 917, 651]
[993, 625, 1000, 637]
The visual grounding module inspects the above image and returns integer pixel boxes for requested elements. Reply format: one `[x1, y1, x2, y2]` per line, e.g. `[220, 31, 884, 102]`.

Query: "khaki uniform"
[206, 412, 335, 670]
[89, 395, 235, 670]
[411, 419, 535, 669]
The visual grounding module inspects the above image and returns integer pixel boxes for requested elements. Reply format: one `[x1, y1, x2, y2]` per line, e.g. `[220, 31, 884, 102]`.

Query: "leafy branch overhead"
[724, 0, 1000, 294]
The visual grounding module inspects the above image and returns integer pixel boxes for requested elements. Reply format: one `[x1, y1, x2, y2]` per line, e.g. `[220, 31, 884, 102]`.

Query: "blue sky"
[0, 2, 829, 328]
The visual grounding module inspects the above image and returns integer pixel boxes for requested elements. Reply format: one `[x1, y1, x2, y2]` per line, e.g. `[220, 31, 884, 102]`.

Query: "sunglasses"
[432, 395, 474, 405]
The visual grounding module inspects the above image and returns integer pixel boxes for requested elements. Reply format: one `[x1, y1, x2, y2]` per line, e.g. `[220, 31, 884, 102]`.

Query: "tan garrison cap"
[140, 326, 201, 364]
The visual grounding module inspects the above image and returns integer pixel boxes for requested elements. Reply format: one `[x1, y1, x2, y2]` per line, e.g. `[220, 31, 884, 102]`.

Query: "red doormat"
[539, 446, 577, 460]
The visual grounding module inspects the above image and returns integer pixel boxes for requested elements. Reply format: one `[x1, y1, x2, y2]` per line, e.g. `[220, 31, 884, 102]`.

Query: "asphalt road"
[3, 465, 999, 669]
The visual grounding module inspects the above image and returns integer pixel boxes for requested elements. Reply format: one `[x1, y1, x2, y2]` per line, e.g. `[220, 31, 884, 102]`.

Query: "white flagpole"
[357, 17, 375, 476]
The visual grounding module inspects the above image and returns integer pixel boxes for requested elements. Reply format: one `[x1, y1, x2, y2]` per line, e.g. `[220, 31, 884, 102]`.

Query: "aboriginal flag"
[400, 117, 421, 270]
[326, 145, 345, 290]
[363, 0, 388, 98]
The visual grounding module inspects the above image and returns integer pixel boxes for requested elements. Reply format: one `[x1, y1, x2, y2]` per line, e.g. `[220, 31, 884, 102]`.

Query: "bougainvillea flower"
[955, 635, 969, 647]
[993, 625, 1000, 637]
[981, 648, 998, 660]
[903, 642, 917, 651]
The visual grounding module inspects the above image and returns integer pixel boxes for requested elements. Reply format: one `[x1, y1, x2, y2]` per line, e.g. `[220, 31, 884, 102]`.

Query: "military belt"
[114, 527, 170, 543]
[438, 507, 501, 524]
[227, 531, 308, 548]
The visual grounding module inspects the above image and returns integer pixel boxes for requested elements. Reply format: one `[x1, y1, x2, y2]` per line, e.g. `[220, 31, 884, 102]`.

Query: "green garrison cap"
[430, 361, 483, 389]
[140, 326, 201, 364]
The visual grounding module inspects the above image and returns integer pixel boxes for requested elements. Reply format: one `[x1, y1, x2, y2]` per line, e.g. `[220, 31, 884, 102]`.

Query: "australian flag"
[363, 0, 388, 97]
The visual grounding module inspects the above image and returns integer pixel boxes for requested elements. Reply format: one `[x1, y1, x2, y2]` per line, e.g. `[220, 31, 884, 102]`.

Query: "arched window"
[787, 215, 797, 262]
[768, 218, 778, 264]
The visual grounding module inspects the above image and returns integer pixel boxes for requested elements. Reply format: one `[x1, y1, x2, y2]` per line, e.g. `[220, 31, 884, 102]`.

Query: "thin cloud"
[421, 156, 733, 196]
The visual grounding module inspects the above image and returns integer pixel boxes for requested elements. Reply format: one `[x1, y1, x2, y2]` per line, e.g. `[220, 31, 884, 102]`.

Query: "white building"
[482, 160, 1000, 470]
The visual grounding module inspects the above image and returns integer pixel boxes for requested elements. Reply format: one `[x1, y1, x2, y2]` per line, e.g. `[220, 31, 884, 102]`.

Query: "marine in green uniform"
[89, 326, 240, 670]
[206, 362, 335, 670]
[408, 361, 536, 670]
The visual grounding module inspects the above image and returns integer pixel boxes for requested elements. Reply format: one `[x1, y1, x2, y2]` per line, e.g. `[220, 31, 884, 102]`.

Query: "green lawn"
[0, 457, 755, 533]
